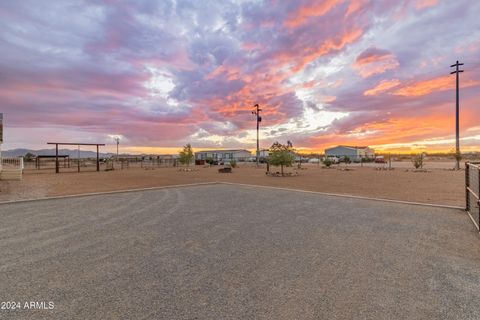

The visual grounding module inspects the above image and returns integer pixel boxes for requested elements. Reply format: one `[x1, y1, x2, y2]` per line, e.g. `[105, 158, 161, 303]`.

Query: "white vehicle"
[308, 158, 320, 163]
[325, 156, 339, 164]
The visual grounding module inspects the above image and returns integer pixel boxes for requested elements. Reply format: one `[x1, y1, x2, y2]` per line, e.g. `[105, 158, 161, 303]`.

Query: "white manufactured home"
[324, 146, 375, 161]
[195, 149, 252, 162]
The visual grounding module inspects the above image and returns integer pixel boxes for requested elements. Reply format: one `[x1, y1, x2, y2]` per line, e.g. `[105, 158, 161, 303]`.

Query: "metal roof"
[326, 145, 371, 150]
[195, 149, 251, 153]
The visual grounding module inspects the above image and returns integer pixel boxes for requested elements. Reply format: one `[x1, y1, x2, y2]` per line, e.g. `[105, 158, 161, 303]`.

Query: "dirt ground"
[0, 163, 466, 206]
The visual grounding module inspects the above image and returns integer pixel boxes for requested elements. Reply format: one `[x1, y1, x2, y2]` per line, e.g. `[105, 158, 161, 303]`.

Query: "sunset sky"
[0, 0, 479, 154]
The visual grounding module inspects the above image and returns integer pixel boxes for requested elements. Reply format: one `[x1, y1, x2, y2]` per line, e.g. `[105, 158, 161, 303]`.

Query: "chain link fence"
[465, 162, 480, 231]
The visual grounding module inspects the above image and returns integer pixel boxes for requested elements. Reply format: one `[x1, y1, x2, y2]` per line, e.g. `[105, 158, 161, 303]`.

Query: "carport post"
[96, 145, 100, 172]
[55, 143, 59, 174]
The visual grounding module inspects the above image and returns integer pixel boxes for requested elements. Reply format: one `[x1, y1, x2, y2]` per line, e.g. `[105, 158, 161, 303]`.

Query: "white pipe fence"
[1, 157, 24, 170]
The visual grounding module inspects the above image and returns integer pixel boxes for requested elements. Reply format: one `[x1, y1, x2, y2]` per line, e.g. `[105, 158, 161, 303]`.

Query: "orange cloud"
[346, 0, 368, 17]
[393, 75, 480, 97]
[354, 48, 399, 78]
[284, 0, 342, 28]
[308, 110, 469, 153]
[415, 0, 438, 10]
[205, 65, 242, 81]
[364, 79, 401, 96]
[290, 28, 363, 72]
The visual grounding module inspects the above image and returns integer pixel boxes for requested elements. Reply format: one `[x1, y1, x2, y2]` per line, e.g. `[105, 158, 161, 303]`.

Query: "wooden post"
[55, 144, 59, 173]
[96, 145, 100, 171]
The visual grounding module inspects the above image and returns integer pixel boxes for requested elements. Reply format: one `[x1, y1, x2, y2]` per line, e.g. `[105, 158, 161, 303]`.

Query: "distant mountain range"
[2, 148, 116, 158]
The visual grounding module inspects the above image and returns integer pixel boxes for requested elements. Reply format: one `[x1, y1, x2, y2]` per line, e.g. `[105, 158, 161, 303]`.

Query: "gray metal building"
[324, 146, 375, 161]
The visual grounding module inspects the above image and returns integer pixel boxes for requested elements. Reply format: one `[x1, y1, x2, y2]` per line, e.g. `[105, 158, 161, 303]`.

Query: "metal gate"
[465, 162, 480, 231]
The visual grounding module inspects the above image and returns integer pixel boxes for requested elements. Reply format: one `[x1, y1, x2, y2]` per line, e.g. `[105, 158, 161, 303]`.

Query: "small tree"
[178, 143, 194, 167]
[268, 141, 295, 176]
[411, 153, 424, 169]
[322, 158, 332, 167]
[343, 156, 351, 166]
[24, 152, 36, 162]
[297, 153, 304, 168]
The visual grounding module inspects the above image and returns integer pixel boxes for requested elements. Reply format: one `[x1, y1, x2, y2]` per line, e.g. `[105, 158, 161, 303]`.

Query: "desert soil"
[0, 164, 465, 206]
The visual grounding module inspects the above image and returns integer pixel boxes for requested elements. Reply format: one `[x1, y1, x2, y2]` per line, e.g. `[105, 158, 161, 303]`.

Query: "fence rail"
[1, 157, 24, 170]
[465, 162, 480, 231]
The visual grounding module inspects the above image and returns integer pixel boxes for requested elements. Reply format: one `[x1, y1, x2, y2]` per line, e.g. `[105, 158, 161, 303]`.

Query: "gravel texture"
[0, 184, 479, 319]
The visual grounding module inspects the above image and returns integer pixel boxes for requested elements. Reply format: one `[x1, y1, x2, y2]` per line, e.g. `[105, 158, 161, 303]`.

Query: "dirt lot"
[0, 164, 465, 206]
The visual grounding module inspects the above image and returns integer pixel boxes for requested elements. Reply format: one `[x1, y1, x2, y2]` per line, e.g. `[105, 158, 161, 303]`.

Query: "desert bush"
[230, 160, 237, 168]
[323, 158, 332, 167]
[411, 153, 424, 169]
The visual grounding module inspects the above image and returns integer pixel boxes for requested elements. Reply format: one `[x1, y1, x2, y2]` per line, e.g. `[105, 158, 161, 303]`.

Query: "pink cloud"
[393, 75, 480, 97]
[346, 0, 369, 17]
[353, 47, 399, 78]
[284, 0, 342, 28]
[364, 79, 401, 96]
[415, 0, 438, 10]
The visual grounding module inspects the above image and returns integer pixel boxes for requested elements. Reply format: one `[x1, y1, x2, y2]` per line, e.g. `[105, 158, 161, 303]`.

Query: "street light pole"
[252, 104, 262, 167]
[114, 137, 120, 160]
[450, 60, 464, 170]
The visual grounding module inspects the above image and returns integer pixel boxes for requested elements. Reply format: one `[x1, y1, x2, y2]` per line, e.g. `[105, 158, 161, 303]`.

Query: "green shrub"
[230, 160, 237, 168]
[323, 158, 332, 167]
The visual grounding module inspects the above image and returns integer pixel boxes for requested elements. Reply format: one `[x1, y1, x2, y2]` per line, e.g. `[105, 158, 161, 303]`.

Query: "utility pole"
[252, 104, 262, 167]
[450, 60, 464, 170]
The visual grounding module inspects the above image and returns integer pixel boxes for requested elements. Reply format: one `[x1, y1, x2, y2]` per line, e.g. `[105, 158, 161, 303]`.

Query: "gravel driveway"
[1, 183, 479, 319]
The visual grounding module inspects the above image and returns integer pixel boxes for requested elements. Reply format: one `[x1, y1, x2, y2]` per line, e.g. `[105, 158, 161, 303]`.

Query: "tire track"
[0, 188, 185, 271]
[0, 191, 146, 245]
